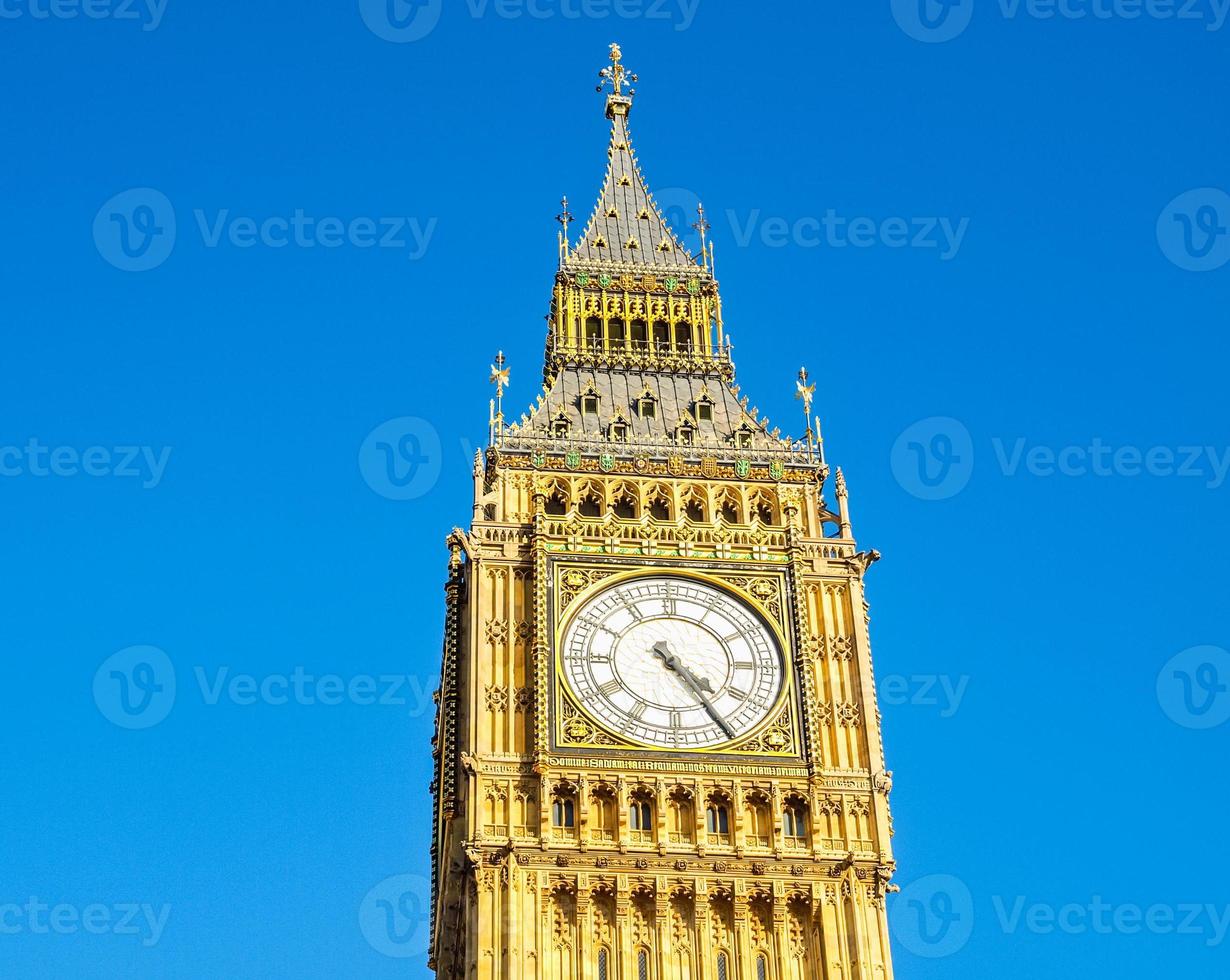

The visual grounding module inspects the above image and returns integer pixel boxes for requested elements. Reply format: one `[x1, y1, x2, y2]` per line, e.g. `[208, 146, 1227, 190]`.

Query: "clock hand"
[652, 642, 737, 740]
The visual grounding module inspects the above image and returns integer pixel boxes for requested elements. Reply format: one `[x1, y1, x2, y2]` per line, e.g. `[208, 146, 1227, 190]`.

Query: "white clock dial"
[560, 575, 784, 749]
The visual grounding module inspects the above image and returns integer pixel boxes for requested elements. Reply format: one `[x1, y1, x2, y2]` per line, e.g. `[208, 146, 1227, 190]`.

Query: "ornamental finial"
[555, 196, 574, 260]
[597, 42, 637, 114]
[490, 352, 510, 443]
[692, 203, 711, 267]
[796, 367, 817, 460]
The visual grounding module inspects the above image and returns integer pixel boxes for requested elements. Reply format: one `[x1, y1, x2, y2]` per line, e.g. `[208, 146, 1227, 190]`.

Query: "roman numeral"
[599, 680, 621, 696]
[627, 701, 647, 721]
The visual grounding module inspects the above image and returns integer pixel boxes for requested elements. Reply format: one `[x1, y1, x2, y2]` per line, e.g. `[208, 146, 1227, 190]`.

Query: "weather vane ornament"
[489, 352, 510, 444]
[597, 42, 637, 98]
[796, 367, 817, 460]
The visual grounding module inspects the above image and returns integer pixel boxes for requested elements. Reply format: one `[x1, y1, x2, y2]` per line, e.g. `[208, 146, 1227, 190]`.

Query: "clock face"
[559, 575, 785, 749]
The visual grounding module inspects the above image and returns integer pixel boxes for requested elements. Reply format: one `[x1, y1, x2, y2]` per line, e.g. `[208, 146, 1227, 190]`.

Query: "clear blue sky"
[2, 3, 1228, 978]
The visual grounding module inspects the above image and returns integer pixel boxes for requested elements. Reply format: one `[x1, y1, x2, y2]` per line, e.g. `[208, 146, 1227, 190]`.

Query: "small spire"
[692, 203, 711, 269]
[597, 42, 637, 118]
[489, 351, 510, 444]
[555, 196, 573, 260]
[796, 367, 816, 461]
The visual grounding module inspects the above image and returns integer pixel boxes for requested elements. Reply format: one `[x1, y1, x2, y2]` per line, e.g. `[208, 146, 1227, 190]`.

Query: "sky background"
[2, 2, 1229, 978]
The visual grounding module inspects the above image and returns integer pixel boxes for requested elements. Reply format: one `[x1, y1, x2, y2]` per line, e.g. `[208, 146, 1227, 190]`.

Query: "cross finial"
[692, 203, 712, 268]
[555, 196, 574, 260]
[597, 42, 637, 102]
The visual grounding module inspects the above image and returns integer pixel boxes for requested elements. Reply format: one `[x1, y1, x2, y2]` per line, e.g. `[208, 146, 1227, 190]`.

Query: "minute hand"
[652, 641, 737, 739]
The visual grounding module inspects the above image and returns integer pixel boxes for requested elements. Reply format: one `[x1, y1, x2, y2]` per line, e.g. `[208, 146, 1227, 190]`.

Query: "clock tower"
[430, 45, 898, 980]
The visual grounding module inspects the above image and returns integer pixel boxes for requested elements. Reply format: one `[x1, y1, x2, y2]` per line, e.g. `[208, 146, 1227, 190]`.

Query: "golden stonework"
[429, 45, 897, 980]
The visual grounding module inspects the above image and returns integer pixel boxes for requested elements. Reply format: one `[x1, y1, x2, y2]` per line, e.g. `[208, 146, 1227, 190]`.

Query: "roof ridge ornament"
[597, 42, 637, 118]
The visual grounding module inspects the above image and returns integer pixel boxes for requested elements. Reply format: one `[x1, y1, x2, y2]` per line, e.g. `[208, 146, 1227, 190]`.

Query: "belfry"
[430, 44, 898, 980]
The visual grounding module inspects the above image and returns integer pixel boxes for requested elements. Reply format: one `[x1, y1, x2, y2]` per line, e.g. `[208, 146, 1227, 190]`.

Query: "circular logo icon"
[890, 873, 974, 958]
[93, 188, 177, 272]
[93, 645, 177, 730]
[359, 873, 432, 958]
[890, 417, 973, 500]
[1157, 645, 1230, 730]
[891, 0, 973, 43]
[1157, 188, 1230, 273]
[654, 186, 705, 258]
[359, 417, 443, 501]
[359, 0, 443, 43]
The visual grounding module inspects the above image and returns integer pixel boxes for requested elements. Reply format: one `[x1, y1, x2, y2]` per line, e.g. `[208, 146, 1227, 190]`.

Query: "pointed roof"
[565, 45, 702, 270]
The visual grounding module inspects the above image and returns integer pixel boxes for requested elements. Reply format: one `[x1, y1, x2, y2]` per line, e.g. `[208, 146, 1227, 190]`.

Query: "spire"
[566, 44, 701, 270]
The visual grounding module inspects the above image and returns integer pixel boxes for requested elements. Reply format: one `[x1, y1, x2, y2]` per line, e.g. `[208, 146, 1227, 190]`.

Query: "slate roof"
[506, 367, 785, 454]
[565, 108, 701, 270]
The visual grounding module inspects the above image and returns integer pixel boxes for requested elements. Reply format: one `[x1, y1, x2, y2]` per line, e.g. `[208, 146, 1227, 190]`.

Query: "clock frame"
[550, 563, 803, 759]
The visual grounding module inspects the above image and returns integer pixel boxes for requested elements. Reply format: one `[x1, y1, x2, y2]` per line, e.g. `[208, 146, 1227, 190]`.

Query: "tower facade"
[431, 46, 897, 980]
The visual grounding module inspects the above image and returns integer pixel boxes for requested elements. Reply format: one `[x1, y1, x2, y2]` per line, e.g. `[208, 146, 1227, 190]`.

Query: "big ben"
[430, 43, 897, 980]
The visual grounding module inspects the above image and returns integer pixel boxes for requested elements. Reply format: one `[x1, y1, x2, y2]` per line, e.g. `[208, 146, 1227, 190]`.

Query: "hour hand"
[652, 642, 714, 694]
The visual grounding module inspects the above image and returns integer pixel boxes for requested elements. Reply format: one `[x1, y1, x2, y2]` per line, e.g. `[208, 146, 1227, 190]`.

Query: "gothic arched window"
[552, 797, 575, 829]
[629, 796, 654, 843]
[784, 801, 809, 845]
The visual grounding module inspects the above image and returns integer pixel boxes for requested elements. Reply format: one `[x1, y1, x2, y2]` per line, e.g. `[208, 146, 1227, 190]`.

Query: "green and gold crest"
[599, 452, 615, 472]
[735, 458, 751, 478]
[565, 450, 581, 470]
